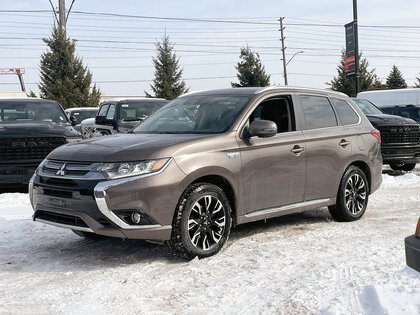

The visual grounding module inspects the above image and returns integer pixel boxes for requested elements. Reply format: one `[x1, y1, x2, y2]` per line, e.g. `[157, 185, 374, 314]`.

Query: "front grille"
[379, 125, 420, 144]
[42, 160, 93, 177]
[40, 176, 78, 187]
[43, 188, 73, 198]
[0, 137, 66, 161]
[35, 210, 89, 228]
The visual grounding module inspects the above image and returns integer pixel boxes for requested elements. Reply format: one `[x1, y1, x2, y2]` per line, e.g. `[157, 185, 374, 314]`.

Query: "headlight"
[92, 158, 171, 179]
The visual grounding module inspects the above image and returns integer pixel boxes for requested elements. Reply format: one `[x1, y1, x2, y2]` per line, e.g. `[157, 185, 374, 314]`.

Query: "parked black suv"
[0, 98, 81, 190]
[80, 98, 168, 138]
[353, 98, 420, 171]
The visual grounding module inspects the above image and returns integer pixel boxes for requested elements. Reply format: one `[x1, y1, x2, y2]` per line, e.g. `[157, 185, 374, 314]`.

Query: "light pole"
[283, 50, 304, 85]
[286, 50, 304, 66]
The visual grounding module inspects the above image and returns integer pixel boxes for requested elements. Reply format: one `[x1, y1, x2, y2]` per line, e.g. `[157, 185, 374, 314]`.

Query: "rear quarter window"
[331, 98, 360, 125]
[300, 95, 337, 130]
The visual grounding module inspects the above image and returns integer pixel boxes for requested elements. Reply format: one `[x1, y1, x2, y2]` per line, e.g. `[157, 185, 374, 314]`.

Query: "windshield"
[133, 95, 252, 134]
[352, 98, 383, 115]
[382, 106, 420, 122]
[69, 110, 97, 124]
[0, 101, 68, 123]
[118, 101, 167, 121]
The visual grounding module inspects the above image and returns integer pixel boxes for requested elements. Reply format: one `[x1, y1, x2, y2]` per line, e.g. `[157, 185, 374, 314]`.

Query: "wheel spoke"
[188, 219, 199, 230]
[204, 196, 212, 212]
[192, 201, 203, 215]
[191, 229, 201, 246]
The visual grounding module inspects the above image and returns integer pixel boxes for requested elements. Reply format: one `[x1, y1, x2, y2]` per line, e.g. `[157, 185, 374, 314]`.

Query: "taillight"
[416, 217, 420, 237]
[371, 129, 381, 144]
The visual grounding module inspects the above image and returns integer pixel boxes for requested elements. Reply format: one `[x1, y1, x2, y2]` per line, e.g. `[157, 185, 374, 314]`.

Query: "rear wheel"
[329, 166, 369, 222]
[169, 183, 232, 260]
[389, 162, 416, 172]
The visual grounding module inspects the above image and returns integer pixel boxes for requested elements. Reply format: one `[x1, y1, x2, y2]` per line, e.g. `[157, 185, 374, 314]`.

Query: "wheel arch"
[346, 160, 372, 193]
[181, 172, 238, 225]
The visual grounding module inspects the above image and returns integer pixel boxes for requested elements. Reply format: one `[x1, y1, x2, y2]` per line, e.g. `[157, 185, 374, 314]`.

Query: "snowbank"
[0, 169, 419, 314]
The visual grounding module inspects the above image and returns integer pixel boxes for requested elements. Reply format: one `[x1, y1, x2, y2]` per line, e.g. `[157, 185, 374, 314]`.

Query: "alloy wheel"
[187, 195, 226, 251]
[345, 174, 367, 215]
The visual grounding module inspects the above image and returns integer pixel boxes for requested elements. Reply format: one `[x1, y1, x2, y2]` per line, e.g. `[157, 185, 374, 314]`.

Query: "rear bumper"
[405, 235, 420, 272]
[381, 144, 420, 164]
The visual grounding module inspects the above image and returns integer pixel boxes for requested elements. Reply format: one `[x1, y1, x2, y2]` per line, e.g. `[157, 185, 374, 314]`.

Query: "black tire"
[329, 166, 369, 222]
[72, 230, 107, 240]
[169, 183, 232, 260]
[389, 163, 416, 172]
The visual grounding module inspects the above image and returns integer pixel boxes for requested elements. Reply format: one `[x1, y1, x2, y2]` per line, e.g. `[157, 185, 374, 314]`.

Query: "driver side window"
[248, 96, 295, 133]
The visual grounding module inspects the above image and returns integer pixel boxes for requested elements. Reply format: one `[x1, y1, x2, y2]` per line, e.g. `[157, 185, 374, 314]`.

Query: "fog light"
[131, 211, 141, 224]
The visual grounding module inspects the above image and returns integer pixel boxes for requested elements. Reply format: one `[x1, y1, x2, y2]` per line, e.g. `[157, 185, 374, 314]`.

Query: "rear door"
[299, 94, 355, 201]
[237, 94, 306, 213]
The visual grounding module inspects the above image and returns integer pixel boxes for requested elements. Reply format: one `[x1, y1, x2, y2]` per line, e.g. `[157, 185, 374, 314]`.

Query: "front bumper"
[0, 162, 39, 188]
[381, 144, 420, 164]
[30, 159, 185, 240]
[405, 235, 420, 272]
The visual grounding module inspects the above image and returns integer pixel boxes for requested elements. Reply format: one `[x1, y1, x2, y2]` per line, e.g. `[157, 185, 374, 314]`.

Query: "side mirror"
[70, 116, 77, 126]
[249, 119, 277, 138]
[95, 116, 116, 126]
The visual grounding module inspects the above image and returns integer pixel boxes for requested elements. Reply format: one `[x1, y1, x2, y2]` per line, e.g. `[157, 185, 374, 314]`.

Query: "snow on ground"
[0, 168, 420, 314]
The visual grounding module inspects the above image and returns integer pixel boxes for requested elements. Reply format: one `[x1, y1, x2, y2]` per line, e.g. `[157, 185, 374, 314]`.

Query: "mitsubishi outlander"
[30, 87, 383, 259]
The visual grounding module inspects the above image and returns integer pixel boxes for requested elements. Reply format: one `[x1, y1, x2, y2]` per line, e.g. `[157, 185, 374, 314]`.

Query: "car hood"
[48, 133, 208, 162]
[0, 122, 80, 138]
[365, 113, 418, 127]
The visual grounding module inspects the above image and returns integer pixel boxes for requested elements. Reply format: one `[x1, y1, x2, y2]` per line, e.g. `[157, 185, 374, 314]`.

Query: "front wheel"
[389, 163, 416, 172]
[329, 166, 369, 222]
[169, 183, 232, 260]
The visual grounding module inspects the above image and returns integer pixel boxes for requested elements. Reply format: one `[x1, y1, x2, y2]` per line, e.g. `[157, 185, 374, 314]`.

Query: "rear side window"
[300, 95, 337, 129]
[331, 98, 359, 125]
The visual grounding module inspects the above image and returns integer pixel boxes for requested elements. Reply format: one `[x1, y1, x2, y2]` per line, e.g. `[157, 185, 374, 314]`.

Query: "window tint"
[106, 104, 115, 120]
[249, 97, 294, 133]
[118, 102, 164, 121]
[98, 104, 109, 116]
[331, 98, 359, 125]
[134, 95, 251, 134]
[0, 101, 67, 123]
[300, 95, 337, 129]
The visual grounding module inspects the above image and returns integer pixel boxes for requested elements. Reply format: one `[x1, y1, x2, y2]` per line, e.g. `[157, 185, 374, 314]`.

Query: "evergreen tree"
[386, 65, 407, 89]
[145, 35, 188, 100]
[39, 27, 101, 108]
[414, 76, 420, 88]
[328, 50, 383, 97]
[231, 46, 270, 87]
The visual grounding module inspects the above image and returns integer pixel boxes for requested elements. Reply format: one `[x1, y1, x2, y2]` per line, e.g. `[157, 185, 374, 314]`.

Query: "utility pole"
[353, 0, 360, 94]
[279, 17, 288, 85]
[58, 0, 66, 32]
[48, 0, 75, 33]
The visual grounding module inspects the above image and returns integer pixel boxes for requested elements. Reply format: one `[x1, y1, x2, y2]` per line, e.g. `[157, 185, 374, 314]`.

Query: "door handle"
[291, 145, 304, 155]
[339, 139, 351, 147]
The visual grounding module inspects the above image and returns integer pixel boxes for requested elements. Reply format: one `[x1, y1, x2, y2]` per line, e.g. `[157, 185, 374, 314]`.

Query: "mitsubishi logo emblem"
[56, 164, 67, 176]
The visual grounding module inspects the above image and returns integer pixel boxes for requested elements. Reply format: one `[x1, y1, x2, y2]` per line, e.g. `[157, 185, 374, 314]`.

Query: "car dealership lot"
[1, 168, 419, 314]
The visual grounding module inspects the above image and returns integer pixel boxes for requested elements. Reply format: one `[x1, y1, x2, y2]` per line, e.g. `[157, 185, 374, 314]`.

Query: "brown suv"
[30, 87, 383, 259]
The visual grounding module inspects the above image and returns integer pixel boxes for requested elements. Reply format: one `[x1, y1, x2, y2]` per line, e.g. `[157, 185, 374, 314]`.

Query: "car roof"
[101, 98, 167, 103]
[65, 107, 98, 111]
[0, 97, 58, 103]
[180, 86, 348, 98]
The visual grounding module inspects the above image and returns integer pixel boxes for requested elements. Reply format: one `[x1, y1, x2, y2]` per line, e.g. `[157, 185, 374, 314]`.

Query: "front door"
[237, 95, 306, 213]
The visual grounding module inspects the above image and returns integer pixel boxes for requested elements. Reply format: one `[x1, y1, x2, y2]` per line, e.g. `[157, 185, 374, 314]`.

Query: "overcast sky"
[1, 0, 420, 96]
